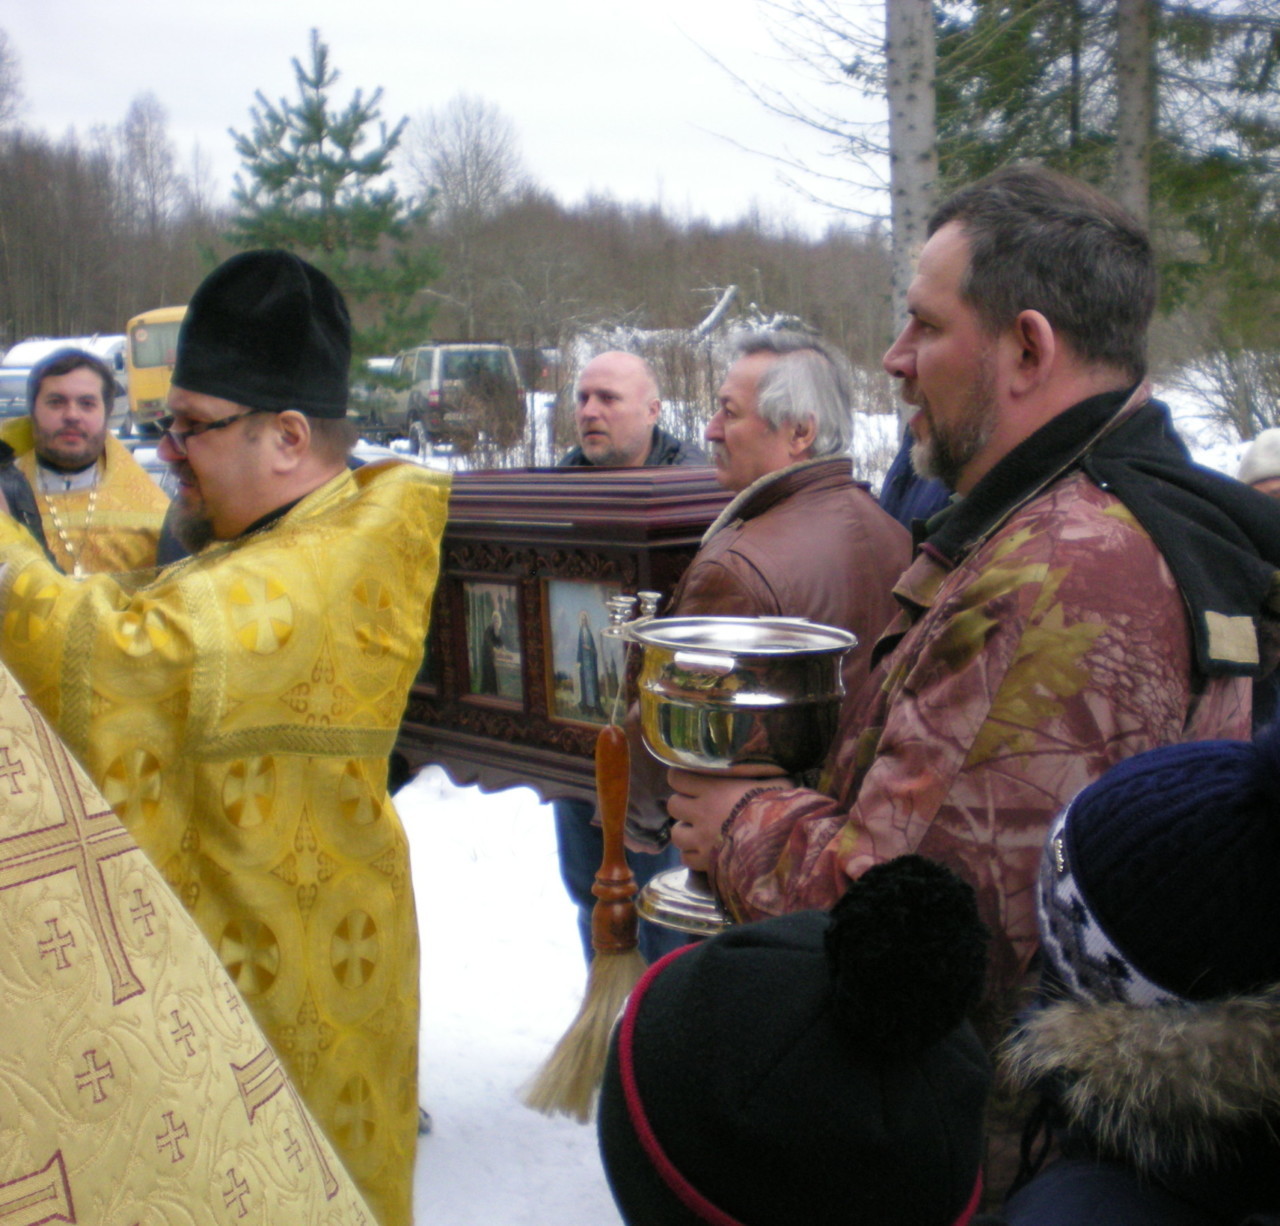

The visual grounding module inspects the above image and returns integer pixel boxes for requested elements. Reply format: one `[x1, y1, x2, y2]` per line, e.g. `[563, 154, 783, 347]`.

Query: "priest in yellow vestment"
[0, 347, 170, 575]
[0, 251, 449, 1226]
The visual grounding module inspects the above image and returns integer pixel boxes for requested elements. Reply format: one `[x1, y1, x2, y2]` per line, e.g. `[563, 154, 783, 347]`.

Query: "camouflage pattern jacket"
[711, 389, 1280, 1023]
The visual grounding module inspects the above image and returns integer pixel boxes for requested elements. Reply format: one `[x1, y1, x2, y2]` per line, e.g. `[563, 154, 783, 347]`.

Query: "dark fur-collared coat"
[1001, 985, 1280, 1223]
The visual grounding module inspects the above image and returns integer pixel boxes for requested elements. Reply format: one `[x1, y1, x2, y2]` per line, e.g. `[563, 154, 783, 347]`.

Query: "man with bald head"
[555, 351, 705, 964]
[560, 351, 705, 469]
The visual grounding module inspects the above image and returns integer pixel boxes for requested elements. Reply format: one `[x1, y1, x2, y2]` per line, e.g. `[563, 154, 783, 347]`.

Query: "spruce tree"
[931, 0, 1280, 429]
[227, 29, 437, 365]
[932, 0, 1280, 287]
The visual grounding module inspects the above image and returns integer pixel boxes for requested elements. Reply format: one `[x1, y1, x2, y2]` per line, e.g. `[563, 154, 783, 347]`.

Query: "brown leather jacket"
[626, 457, 911, 842]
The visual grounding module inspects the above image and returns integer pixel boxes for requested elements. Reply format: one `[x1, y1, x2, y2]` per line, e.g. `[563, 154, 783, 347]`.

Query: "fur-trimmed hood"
[1002, 986, 1280, 1175]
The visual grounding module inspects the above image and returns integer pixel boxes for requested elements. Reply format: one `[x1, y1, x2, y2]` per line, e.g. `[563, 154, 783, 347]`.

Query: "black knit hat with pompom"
[597, 856, 992, 1226]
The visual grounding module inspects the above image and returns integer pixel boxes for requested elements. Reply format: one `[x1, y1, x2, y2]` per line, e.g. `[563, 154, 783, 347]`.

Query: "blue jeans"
[552, 797, 686, 966]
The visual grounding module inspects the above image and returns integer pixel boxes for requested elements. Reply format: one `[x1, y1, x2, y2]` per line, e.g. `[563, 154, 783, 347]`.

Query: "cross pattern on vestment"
[231, 1047, 341, 1200]
[129, 888, 156, 937]
[0, 744, 25, 795]
[3, 575, 58, 645]
[352, 577, 395, 656]
[0, 697, 143, 1004]
[334, 1075, 378, 1150]
[228, 576, 293, 654]
[283, 1129, 304, 1171]
[0, 1150, 75, 1223]
[222, 1168, 251, 1217]
[222, 981, 246, 1025]
[75, 1048, 114, 1103]
[38, 918, 74, 969]
[155, 1111, 188, 1162]
[331, 911, 379, 989]
[169, 1009, 196, 1058]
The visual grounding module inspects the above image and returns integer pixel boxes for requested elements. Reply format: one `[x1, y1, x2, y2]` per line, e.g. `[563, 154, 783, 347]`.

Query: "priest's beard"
[168, 499, 216, 555]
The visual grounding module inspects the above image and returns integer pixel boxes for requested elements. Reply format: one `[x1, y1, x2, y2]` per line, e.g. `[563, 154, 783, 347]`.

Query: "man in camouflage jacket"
[667, 166, 1280, 1036]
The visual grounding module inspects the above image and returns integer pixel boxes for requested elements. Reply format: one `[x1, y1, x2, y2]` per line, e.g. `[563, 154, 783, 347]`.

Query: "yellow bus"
[124, 305, 186, 435]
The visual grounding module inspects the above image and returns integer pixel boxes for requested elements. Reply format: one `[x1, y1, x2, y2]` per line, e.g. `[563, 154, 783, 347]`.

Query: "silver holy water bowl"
[608, 608, 857, 777]
[604, 600, 857, 936]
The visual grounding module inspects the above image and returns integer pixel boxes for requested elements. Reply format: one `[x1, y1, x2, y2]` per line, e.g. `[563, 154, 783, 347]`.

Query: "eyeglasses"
[157, 407, 275, 456]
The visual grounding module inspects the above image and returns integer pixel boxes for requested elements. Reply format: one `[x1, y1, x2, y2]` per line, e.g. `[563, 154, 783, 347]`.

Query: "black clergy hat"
[172, 250, 351, 418]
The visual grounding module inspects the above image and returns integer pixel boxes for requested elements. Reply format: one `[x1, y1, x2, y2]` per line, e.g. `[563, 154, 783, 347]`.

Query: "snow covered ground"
[406, 766, 623, 1225]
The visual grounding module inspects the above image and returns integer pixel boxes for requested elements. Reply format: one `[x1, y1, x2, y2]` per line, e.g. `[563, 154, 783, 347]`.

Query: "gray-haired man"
[624, 331, 911, 852]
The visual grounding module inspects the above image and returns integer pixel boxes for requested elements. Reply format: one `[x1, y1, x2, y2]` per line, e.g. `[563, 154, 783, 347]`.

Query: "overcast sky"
[6, 0, 885, 235]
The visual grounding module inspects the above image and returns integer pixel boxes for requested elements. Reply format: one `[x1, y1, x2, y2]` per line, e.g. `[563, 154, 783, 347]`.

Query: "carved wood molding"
[396, 467, 729, 796]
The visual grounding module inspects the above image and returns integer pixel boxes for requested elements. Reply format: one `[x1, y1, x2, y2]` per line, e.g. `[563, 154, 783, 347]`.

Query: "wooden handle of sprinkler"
[591, 724, 639, 956]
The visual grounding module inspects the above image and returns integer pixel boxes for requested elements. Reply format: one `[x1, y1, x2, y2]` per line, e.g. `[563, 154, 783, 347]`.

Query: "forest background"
[2, 1, 1279, 462]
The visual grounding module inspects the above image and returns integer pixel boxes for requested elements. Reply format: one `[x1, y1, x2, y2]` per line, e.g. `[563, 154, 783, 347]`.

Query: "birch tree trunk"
[1113, 0, 1153, 225]
[885, 0, 938, 423]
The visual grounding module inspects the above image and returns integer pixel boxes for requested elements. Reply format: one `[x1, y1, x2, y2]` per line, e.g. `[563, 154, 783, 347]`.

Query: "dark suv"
[362, 343, 525, 455]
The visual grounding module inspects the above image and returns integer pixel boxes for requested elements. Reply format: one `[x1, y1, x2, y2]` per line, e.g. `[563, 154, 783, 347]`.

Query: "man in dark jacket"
[553, 350, 705, 964]
[559, 350, 705, 469]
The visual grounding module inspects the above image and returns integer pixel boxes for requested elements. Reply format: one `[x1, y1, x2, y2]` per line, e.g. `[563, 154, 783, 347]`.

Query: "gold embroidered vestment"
[0, 459, 450, 1226]
[0, 658, 377, 1222]
[1, 416, 170, 573]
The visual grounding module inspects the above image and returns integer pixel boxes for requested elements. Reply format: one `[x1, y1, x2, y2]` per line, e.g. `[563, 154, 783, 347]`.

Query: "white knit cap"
[1237, 427, 1280, 485]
